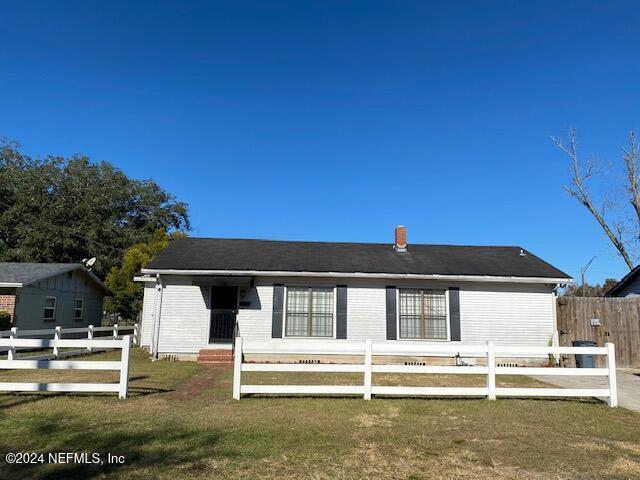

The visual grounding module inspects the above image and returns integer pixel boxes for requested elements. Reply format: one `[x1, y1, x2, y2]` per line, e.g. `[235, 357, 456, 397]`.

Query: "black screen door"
[209, 286, 238, 342]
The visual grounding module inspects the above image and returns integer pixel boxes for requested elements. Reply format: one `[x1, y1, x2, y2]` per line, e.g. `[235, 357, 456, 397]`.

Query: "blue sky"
[1, 1, 639, 284]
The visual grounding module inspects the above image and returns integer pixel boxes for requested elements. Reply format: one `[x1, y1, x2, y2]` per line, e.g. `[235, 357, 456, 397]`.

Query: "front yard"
[0, 348, 639, 479]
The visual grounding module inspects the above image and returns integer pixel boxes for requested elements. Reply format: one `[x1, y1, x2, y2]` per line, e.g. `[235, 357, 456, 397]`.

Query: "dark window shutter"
[271, 285, 284, 338]
[336, 286, 347, 339]
[449, 287, 461, 341]
[386, 286, 397, 340]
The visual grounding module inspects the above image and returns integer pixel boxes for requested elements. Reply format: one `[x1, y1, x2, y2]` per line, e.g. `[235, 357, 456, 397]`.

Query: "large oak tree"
[0, 139, 190, 279]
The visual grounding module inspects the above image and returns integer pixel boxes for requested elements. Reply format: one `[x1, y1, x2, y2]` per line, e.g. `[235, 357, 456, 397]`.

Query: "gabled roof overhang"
[140, 268, 573, 285]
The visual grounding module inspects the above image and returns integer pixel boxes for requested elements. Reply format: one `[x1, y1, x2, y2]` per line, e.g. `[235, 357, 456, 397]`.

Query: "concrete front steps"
[197, 348, 234, 366]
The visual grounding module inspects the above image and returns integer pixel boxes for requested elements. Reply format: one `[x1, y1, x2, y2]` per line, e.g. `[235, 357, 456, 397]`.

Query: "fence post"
[552, 331, 560, 366]
[8, 327, 17, 361]
[133, 323, 139, 346]
[486, 341, 496, 401]
[606, 342, 618, 408]
[87, 325, 94, 353]
[233, 337, 243, 400]
[113, 324, 119, 340]
[53, 326, 61, 358]
[364, 339, 372, 400]
[119, 335, 132, 399]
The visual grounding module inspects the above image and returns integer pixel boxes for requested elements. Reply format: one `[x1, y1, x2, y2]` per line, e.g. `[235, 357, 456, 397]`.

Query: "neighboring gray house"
[0, 263, 111, 329]
[605, 265, 640, 297]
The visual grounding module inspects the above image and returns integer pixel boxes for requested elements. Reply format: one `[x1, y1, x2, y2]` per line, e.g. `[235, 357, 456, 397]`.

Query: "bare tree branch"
[622, 130, 640, 233]
[552, 129, 635, 269]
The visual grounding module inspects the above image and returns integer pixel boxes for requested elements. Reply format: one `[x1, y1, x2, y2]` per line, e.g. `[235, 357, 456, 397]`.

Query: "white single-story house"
[135, 227, 572, 363]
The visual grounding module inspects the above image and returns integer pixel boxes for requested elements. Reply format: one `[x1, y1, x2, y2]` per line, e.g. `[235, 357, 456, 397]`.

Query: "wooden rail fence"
[557, 296, 640, 368]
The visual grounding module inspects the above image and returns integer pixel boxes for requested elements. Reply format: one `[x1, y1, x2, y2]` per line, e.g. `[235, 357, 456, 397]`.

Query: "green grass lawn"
[0, 348, 639, 479]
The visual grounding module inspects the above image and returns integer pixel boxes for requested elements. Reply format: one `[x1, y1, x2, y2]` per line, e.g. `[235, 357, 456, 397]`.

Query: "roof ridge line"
[177, 237, 524, 249]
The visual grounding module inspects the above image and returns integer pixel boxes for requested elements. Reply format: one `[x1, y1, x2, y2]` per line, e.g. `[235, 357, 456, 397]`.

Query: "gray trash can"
[573, 340, 597, 368]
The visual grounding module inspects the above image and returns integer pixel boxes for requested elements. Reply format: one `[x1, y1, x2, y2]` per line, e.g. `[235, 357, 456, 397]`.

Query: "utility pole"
[580, 256, 597, 296]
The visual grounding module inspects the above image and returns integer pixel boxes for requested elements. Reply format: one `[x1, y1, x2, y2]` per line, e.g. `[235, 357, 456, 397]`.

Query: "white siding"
[459, 283, 555, 346]
[236, 284, 273, 341]
[150, 275, 557, 354]
[139, 284, 156, 347]
[157, 279, 210, 354]
[345, 285, 387, 341]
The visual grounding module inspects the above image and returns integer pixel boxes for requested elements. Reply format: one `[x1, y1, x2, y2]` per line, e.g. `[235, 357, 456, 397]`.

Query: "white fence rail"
[0, 336, 132, 398]
[0, 323, 139, 360]
[232, 338, 618, 407]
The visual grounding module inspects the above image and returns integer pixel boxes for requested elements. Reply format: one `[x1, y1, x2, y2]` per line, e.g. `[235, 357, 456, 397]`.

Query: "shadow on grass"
[0, 384, 173, 408]
[0, 414, 238, 480]
[0, 395, 50, 409]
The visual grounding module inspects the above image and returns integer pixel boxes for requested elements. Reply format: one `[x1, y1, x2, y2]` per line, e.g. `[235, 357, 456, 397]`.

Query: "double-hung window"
[43, 296, 57, 322]
[74, 298, 84, 322]
[285, 287, 334, 337]
[399, 289, 447, 339]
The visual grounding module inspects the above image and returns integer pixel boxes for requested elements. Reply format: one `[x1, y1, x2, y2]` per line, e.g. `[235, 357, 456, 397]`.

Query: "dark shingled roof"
[0, 262, 111, 293]
[605, 265, 640, 297]
[145, 238, 571, 280]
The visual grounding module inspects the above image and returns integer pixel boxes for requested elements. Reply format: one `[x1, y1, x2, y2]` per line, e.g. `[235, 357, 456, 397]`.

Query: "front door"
[209, 286, 238, 343]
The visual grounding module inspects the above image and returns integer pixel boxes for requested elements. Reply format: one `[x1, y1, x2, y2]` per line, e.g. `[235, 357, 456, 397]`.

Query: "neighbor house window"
[43, 296, 57, 322]
[74, 298, 84, 322]
[286, 287, 334, 337]
[399, 289, 447, 339]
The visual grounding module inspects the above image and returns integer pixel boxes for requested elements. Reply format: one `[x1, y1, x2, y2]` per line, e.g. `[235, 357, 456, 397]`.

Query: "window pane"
[399, 289, 421, 338]
[400, 289, 447, 339]
[44, 297, 56, 320]
[423, 290, 447, 339]
[286, 288, 309, 336]
[311, 288, 333, 337]
[285, 287, 334, 337]
[75, 299, 83, 309]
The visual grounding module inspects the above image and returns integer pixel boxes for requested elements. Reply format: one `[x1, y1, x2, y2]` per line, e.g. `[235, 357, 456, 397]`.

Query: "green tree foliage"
[0, 140, 190, 278]
[104, 230, 185, 320]
[0, 311, 11, 330]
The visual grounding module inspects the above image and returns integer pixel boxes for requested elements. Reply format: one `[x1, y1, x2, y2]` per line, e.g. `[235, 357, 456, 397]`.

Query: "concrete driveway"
[531, 369, 640, 412]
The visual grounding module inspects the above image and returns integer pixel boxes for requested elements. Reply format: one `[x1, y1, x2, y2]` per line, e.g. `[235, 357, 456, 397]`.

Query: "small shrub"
[0, 310, 11, 330]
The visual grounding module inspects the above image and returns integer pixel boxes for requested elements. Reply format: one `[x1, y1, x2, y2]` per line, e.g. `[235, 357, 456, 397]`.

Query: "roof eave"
[19, 265, 112, 296]
[140, 268, 573, 284]
[604, 265, 640, 297]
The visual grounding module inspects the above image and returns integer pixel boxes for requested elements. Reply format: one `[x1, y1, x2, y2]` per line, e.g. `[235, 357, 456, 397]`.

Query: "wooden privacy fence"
[557, 296, 640, 368]
[0, 336, 132, 398]
[232, 338, 618, 407]
[0, 323, 139, 360]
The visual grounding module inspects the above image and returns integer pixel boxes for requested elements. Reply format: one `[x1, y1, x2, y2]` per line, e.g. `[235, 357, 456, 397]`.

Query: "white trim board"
[140, 269, 572, 285]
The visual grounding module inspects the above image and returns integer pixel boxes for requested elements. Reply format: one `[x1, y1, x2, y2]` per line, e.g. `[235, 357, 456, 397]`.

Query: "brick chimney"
[394, 225, 407, 252]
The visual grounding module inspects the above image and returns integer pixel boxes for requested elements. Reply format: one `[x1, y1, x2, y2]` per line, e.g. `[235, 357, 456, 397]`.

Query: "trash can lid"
[572, 340, 598, 347]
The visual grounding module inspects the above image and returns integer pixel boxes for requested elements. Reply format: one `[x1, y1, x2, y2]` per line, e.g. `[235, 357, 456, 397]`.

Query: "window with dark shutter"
[398, 289, 447, 340]
[285, 287, 334, 337]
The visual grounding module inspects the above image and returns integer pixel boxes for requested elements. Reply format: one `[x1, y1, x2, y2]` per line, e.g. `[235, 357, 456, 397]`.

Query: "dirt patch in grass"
[165, 365, 228, 401]
[0, 350, 638, 479]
